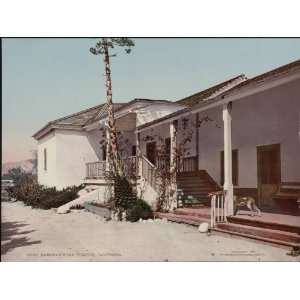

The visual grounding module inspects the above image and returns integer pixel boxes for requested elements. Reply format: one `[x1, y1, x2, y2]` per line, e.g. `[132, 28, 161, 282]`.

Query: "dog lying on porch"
[234, 196, 261, 217]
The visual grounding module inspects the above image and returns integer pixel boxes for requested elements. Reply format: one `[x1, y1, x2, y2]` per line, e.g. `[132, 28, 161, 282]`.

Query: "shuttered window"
[220, 149, 238, 186]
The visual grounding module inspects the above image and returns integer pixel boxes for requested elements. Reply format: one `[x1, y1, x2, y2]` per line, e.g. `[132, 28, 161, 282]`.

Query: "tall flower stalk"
[90, 38, 134, 176]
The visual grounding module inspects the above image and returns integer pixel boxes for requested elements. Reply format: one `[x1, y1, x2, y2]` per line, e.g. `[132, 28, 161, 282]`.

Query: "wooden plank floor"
[176, 207, 300, 228]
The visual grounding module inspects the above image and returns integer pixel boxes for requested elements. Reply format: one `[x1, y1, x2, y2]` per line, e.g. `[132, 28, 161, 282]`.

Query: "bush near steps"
[7, 174, 84, 209]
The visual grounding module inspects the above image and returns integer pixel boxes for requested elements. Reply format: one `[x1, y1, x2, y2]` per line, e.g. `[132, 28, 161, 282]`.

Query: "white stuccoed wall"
[197, 78, 300, 187]
[55, 129, 100, 189]
[177, 114, 197, 157]
[86, 128, 105, 160]
[136, 103, 184, 126]
[38, 129, 101, 190]
[37, 131, 58, 188]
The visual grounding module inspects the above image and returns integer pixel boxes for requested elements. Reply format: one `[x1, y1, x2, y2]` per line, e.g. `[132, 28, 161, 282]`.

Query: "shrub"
[37, 186, 82, 209]
[7, 174, 41, 206]
[8, 173, 84, 209]
[2, 167, 26, 182]
[126, 198, 153, 222]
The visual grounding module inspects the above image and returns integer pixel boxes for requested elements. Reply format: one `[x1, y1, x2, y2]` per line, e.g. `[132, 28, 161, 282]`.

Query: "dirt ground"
[1, 201, 299, 262]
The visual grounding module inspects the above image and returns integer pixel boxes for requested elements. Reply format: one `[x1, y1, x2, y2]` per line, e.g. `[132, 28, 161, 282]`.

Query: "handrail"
[140, 155, 158, 191]
[141, 155, 157, 170]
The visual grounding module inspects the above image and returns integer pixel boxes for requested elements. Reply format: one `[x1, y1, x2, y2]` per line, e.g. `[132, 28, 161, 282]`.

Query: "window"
[165, 137, 171, 157]
[132, 145, 136, 156]
[220, 149, 238, 186]
[146, 142, 156, 165]
[44, 148, 47, 171]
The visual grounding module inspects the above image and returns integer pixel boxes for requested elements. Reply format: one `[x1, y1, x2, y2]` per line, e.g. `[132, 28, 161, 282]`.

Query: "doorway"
[257, 144, 281, 209]
[165, 137, 171, 168]
[146, 141, 156, 165]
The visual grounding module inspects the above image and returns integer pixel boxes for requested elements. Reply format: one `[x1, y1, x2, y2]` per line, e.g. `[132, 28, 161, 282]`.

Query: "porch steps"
[177, 170, 220, 199]
[154, 208, 300, 250]
[215, 223, 300, 247]
[227, 215, 300, 234]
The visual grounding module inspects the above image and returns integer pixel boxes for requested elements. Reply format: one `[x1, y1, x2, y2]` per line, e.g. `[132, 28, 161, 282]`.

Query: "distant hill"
[2, 159, 35, 175]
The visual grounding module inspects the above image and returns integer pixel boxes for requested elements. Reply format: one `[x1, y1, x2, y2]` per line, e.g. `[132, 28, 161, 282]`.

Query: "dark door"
[146, 142, 156, 165]
[102, 145, 107, 161]
[165, 137, 171, 168]
[257, 144, 281, 208]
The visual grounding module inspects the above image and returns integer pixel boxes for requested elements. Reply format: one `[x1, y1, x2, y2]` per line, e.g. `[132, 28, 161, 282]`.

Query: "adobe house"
[33, 99, 183, 190]
[33, 60, 300, 249]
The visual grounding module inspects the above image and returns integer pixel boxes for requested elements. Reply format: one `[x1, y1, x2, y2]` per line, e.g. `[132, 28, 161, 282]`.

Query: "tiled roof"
[84, 103, 126, 125]
[85, 98, 173, 125]
[51, 104, 105, 126]
[138, 58, 300, 131]
[32, 103, 124, 139]
[176, 75, 247, 107]
[32, 99, 171, 140]
[137, 75, 247, 130]
[221, 59, 300, 97]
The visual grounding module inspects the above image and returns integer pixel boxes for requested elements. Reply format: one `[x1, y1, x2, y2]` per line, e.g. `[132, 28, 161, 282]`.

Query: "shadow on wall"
[1, 221, 41, 255]
[87, 130, 105, 161]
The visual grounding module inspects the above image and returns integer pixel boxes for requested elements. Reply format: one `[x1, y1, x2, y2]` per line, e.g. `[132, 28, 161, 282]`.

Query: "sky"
[2, 38, 300, 163]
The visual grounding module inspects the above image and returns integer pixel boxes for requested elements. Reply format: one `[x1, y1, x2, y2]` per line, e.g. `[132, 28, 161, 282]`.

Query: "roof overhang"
[84, 99, 175, 131]
[32, 124, 84, 140]
[136, 65, 300, 133]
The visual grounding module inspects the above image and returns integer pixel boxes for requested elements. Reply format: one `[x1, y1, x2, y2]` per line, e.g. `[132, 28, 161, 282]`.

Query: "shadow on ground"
[1, 220, 41, 255]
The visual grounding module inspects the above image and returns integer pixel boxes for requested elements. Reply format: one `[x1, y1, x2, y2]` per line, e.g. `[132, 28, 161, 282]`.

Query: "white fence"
[210, 190, 227, 228]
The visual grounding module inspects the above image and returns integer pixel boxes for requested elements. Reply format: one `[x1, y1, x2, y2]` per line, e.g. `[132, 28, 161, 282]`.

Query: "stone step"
[213, 223, 300, 249]
[227, 215, 300, 234]
[155, 210, 300, 250]
[216, 222, 300, 245]
[177, 180, 209, 184]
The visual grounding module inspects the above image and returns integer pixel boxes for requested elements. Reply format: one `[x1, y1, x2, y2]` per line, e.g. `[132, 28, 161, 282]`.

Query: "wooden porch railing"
[86, 161, 106, 178]
[209, 190, 227, 228]
[178, 155, 198, 173]
[140, 155, 158, 191]
[86, 156, 137, 179]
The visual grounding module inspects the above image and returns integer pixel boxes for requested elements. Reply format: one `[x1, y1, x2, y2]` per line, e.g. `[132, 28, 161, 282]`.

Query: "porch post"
[136, 131, 141, 178]
[170, 120, 178, 210]
[105, 127, 111, 172]
[195, 112, 199, 171]
[223, 102, 234, 215]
